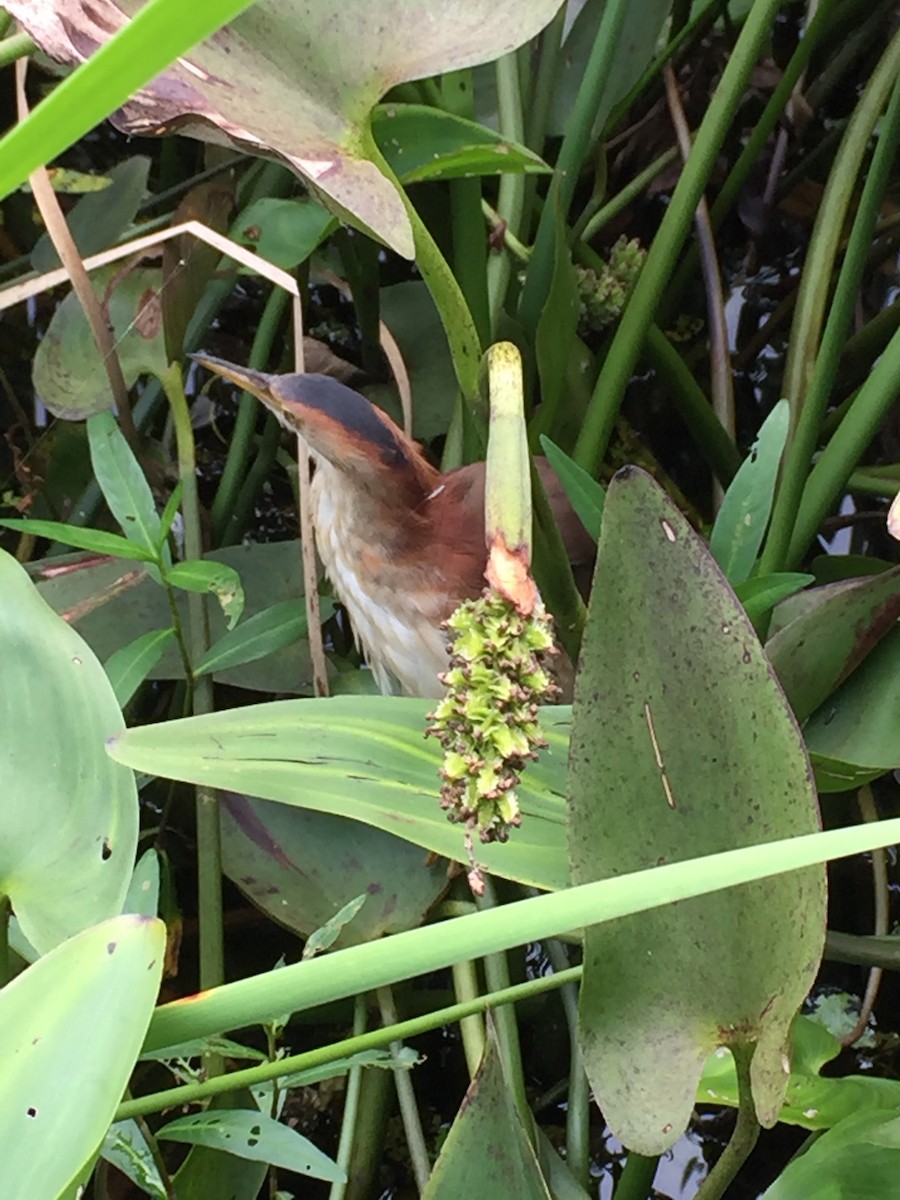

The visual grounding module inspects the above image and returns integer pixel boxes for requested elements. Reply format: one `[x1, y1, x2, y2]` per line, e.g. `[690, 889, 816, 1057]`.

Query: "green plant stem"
[329, 994, 367, 1200]
[377, 986, 431, 1192]
[826, 929, 900, 970]
[159, 363, 224, 997]
[694, 1044, 760, 1200]
[576, 147, 678, 245]
[0, 30, 34, 68]
[0, 11, 13, 37]
[546, 940, 590, 1191]
[518, 0, 632, 336]
[210, 285, 289, 543]
[573, 0, 783, 474]
[760, 30, 900, 575]
[477, 880, 529, 1130]
[486, 51, 527, 333]
[118, 966, 583, 1121]
[614, 1152, 659, 1200]
[451, 958, 486, 1078]
[788, 323, 900, 565]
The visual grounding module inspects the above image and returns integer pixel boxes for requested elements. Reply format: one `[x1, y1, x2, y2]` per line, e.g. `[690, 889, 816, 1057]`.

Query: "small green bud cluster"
[426, 590, 558, 859]
[576, 236, 646, 332]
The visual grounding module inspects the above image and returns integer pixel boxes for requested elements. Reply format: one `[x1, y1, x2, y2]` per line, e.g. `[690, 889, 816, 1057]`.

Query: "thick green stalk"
[572, 0, 783, 474]
[159, 363, 224, 996]
[486, 51, 527, 332]
[518, 0, 632, 335]
[210, 285, 288, 542]
[614, 1153, 660, 1200]
[0, 30, 34, 67]
[788, 323, 900, 565]
[694, 1044, 760, 1200]
[546, 940, 590, 1190]
[761, 32, 900, 574]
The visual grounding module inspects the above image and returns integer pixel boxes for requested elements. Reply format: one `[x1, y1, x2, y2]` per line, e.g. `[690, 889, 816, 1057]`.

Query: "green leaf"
[422, 1030, 551, 1199]
[303, 894, 368, 959]
[165, 559, 245, 630]
[373, 103, 550, 183]
[157, 1110, 345, 1182]
[102, 1120, 166, 1200]
[107, 697, 572, 891]
[0, 519, 157, 562]
[157, 481, 184, 547]
[31, 156, 150, 273]
[222, 797, 449, 943]
[123, 850, 160, 919]
[35, 268, 167, 421]
[534, 196, 580, 433]
[803, 624, 900, 775]
[762, 1109, 900, 1198]
[104, 628, 176, 706]
[733, 572, 814, 623]
[87, 410, 164, 560]
[767, 567, 900, 724]
[0, 550, 138, 953]
[567, 467, 825, 1155]
[5, 0, 563, 259]
[538, 435, 604, 540]
[193, 598, 317, 677]
[0, 915, 165, 1200]
[230, 197, 337, 270]
[710, 399, 790, 585]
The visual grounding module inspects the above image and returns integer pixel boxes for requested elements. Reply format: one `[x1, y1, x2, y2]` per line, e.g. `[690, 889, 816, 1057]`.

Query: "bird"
[193, 353, 594, 697]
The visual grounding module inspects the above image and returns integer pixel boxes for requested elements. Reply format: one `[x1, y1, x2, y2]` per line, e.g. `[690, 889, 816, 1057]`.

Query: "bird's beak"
[190, 353, 277, 406]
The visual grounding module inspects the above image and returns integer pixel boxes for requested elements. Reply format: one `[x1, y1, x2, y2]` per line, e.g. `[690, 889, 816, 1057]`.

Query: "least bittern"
[194, 354, 593, 696]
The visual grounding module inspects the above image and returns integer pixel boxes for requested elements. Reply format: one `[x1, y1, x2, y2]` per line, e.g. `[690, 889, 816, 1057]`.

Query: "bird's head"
[192, 353, 435, 497]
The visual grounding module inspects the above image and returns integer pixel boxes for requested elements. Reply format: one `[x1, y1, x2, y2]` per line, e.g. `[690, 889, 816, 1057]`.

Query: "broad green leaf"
[230, 196, 337, 270]
[303, 894, 368, 959]
[31, 156, 150, 272]
[767, 566, 900, 724]
[0, 550, 138, 953]
[568, 467, 825, 1155]
[87, 409, 164, 558]
[9, 0, 563, 258]
[165, 559, 245, 629]
[763, 1109, 900, 1198]
[35, 269, 167, 421]
[158, 1109, 344, 1182]
[221, 796, 450, 944]
[0, 518, 157, 562]
[170, 1091, 270, 1200]
[538, 435, 604, 540]
[193, 598, 317, 677]
[710, 399, 790, 584]
[104, 627, 176, 706]
[422, 1029, 551, 1199]
[107, 697, 572, 891]
[803, 624, 900, 775]
[0, 914, 165, 1200]
[734, 572, 814, 623]
[373, 103, 550, 183]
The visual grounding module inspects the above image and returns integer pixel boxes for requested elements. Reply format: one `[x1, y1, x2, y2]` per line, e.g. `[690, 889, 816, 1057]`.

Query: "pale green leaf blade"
[734, 572, 814, 623]
[538, 435, 604, 540]
[193, 599, 314, 677]
[0, 915, 165, 1200]
[107, 697, 571, 891]
[0, 519, 157, 562]
[0, 550, 138, 953]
